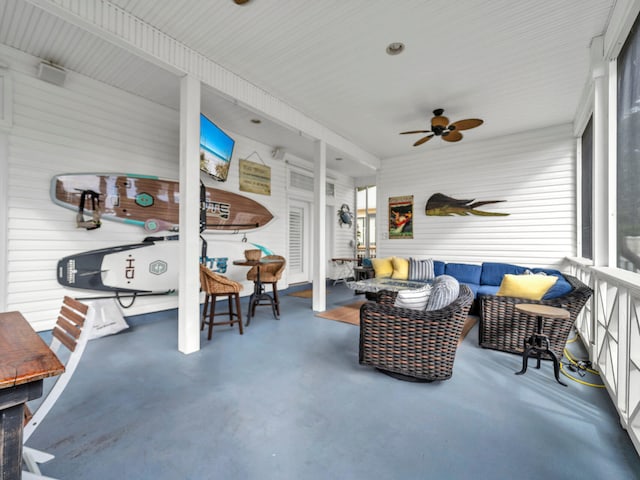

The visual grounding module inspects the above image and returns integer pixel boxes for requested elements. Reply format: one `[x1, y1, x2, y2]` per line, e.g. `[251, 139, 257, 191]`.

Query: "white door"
[288, 199, 311, 284]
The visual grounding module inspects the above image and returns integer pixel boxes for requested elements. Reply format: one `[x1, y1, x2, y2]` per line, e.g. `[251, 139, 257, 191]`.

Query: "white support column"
[178, 75, 201, 354]
[0, 131, 8, 312]
[591, 36, 609, 267]
[607, 58, 618, 268]
[0, 64, 11, 312]
[312, 140, 327, 312]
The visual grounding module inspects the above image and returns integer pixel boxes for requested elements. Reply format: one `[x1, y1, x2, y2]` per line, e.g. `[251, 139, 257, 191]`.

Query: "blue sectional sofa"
[367, 258, 593, 360]
[433, 261, 574, 301]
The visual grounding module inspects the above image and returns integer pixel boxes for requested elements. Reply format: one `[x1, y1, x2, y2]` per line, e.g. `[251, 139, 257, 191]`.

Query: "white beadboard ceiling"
[0, 0, 616, 177]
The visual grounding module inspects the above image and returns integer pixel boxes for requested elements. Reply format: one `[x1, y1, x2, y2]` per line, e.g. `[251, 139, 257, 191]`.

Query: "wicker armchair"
[479, 274, 592, 359]
[359, 285, 474, 382]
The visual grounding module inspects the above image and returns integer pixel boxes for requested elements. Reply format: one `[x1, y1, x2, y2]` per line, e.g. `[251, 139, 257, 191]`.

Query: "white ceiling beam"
[24, 0, 380, 170]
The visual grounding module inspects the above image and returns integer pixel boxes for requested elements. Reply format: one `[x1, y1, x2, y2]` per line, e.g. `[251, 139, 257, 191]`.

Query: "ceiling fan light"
[431, 116, 449, 129]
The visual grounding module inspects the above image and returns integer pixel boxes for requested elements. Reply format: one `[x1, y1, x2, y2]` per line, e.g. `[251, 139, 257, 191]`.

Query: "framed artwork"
[389, 195, 413, 239]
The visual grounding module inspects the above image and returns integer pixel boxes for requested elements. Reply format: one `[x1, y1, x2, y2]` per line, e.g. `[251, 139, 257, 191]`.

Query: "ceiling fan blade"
[450, 118, 483, 131]
[431, 115, 449, 129]
[442, 130, 463, 142]
[399, 130, 432, 135]
[413, 134, 434, 146]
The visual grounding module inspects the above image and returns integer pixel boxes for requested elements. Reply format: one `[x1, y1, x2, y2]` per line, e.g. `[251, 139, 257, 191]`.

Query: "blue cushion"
[445, 263, 482, 284]
[528, 268, 572, 299]
[433, 261, 445, 276]
[477, 285, 500, 297]
[425, 275, 460, 311]
[542, 277, 572, 299]
[480, 262, 527, 286]
[362, 258, 373, 268]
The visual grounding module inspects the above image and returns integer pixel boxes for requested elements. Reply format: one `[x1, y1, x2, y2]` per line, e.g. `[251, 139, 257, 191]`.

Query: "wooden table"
[233, 259, 282, 325]
[514, 303, 570, 386]
[0, 311, 64, 479]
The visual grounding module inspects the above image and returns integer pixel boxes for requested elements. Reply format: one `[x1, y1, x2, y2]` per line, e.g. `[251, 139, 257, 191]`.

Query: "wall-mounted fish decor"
[425, 193, 509, 216]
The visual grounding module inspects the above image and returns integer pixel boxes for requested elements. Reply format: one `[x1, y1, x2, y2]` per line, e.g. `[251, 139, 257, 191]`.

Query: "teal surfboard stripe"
[126, 173, 160, 180]
[123, 218, 145, 226]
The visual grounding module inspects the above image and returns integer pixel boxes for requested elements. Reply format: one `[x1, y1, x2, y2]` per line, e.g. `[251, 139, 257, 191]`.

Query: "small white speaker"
[37, 62, 66, 87]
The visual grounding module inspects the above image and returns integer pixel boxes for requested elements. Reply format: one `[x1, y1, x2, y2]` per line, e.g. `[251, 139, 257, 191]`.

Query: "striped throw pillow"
[394, 285, 432, 310]
[425, 275, 460, 311]
[408, 258, 435, 282]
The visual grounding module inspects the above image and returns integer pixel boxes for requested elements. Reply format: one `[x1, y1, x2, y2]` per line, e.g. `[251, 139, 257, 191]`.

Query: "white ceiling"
[0, 0, 615, 177]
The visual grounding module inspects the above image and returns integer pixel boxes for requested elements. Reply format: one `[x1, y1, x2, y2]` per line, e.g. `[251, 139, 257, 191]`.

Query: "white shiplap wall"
[1, 44, 355, 330]
[5, 44, 180, 330]
[328, 177, 357, 279]
[376, 125, 576, 269]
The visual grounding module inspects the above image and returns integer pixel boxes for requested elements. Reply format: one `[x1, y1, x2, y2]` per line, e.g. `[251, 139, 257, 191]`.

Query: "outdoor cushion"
[477, 284, 500, 297]
[496, 274, 558, 300]
[394, 284, 432, 310]
[391, 257, 410, 279]
[541, 277, 572, 299]
[433, 261, 446, 276]
[408, 258, 434, 281]
[480, 262, 528, 286]
[529, 268, 573, 299]
[445, 263, 482, 285]
[371, 257, 394, 278]
[425, 275, 460, 311]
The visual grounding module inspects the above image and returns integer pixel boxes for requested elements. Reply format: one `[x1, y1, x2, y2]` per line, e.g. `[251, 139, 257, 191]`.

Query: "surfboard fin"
[250, 242, 274, 256]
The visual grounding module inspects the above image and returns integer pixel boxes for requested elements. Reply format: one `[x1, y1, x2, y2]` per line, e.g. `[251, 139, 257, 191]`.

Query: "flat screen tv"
[199, 113, 235, 182]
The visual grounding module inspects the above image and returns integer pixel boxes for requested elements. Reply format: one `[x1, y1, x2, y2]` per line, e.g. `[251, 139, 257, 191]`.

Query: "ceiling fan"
[400, 109, 483, 146]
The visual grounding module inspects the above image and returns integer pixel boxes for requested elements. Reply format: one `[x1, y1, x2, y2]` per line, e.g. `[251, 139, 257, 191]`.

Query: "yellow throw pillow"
[371, 257, 394, 278]
[391, 257, 409, 280]
[496, 274, 558, 300]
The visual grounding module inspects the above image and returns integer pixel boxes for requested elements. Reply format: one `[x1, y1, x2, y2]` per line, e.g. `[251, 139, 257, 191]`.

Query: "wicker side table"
[514, 303, 570, 386]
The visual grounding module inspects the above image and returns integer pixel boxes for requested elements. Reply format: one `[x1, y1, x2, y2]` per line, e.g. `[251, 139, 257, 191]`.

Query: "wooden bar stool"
[199, 264, 243, 340]
[245, 255, 286, 319]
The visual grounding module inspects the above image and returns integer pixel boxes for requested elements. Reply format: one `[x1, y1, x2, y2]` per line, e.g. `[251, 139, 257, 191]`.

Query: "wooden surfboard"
[51, 173, 274, 233]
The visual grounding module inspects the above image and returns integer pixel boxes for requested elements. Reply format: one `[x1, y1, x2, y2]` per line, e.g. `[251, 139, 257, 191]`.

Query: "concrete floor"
[28, 284, 640, 479]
